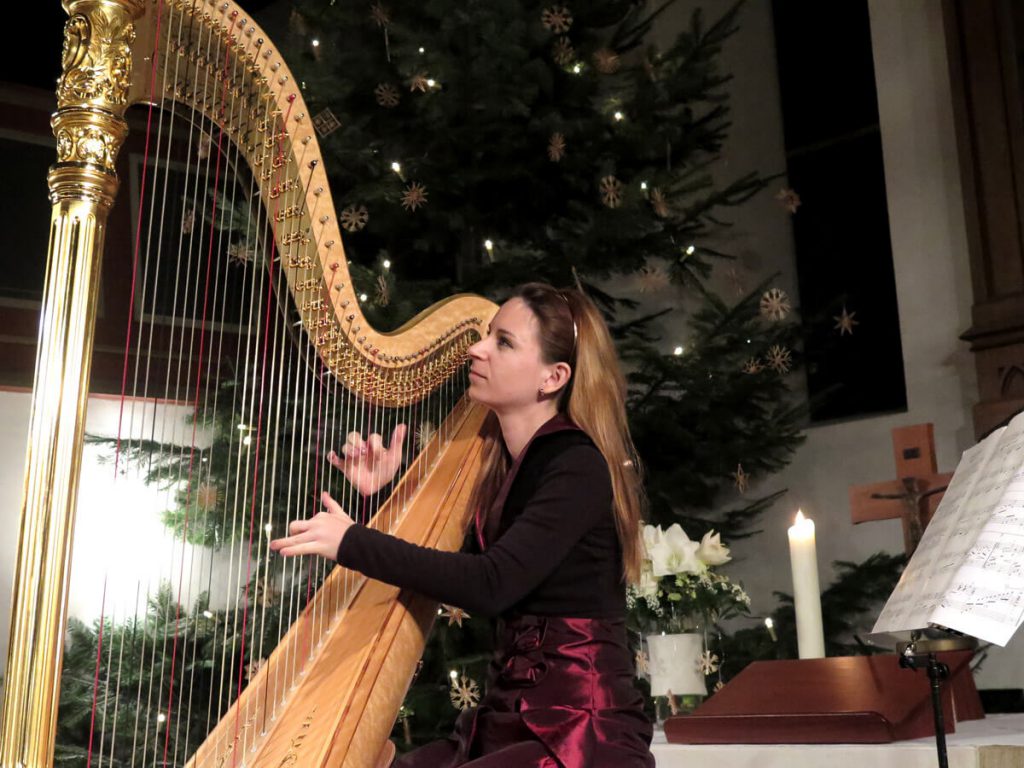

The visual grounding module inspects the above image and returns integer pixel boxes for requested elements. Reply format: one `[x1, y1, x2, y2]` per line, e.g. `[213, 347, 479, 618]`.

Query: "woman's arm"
[335, 443, 612, 617]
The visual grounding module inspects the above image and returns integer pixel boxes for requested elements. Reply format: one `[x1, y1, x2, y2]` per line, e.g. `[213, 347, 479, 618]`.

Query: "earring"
[538, 388, 545, 396]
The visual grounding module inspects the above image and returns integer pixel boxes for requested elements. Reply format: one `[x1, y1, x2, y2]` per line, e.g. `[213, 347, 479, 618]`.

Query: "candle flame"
[794, 509, 806, 524]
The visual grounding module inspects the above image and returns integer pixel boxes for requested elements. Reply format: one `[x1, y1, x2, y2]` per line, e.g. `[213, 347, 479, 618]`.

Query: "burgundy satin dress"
[391, 417, 655, 768]
[393, 613, 654, 767]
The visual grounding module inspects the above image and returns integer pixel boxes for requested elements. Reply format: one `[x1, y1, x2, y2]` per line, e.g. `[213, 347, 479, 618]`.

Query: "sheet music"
[873, 410, 1024, 645]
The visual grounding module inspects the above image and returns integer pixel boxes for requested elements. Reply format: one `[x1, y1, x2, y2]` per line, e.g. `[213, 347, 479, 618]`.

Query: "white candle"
[787, 509, 825, 658]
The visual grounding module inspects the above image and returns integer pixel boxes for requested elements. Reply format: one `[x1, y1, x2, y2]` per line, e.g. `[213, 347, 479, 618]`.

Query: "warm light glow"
[203, 610, 214, 619]
[640, 181, 648, 190]
[449, 669, 458, 679]
[237, 422, 247, 430]
[685, 245, 696, 255]
[789, 509, 815, 538]
[614, 111, 624, 121]
[765, 617, 774, 629]
[391, 161, 401, 173]
[419, 46, 425, 54]
[359, 293, 368, 302]
[382, 259, 391, 269]
[157, 713, 166, 723]
[673, 346, 683, 356]
[311, 38, 320, 47]
[426, 78, 436, 88]
[484, 239, 494, 251]
[572, 63, 582, 74]
[242, 435, 252, 446]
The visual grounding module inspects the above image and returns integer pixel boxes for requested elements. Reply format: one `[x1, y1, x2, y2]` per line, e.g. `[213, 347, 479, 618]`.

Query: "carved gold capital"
[56, 2, 142, 109]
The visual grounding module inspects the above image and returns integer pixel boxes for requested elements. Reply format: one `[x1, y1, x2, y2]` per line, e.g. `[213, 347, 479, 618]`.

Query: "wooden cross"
[849, 424, 953, 556]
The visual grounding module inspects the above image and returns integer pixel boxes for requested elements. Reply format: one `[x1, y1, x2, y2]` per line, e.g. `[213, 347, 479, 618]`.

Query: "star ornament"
[698, 649, 720, 676]
[776, 187, 801, 214]
[449, 674, 481, 710]
[439, 603, 469, 627]
[834, 305, 859, 336]
[766, 344, 792, 374]
[401, 181, 428, 211]
[733, 464, 749, 494]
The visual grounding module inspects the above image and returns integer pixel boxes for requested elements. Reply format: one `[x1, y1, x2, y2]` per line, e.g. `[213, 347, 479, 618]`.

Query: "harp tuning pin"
[315, 186, 324, 195]
[239, 18, 247, 28]
[279, 76, 289, 85]
[329, 262, 339, 271]
[256, 38, 264, 46]
[263, 50, 273, 59]
[320, 215, 329, 224]
[247, 27, 255, 36]
[325, 240, 335, 248]
[302, 136, 312, 145]
[308, 159, 319, 169]
[347, 314, 355, 321]
[335, 284, 344, 291]
[230, 9, 237, 18]
[341, 300, 350, 308]
[287, 93, 296, 103]
[296, 112, 305, 122]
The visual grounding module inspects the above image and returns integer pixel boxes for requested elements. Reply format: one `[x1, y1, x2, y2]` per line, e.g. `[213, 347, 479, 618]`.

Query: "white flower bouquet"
[627, 523, 751, 634]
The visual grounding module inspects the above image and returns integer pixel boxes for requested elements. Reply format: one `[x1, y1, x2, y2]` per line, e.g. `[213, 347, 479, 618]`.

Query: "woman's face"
[466, 298, 555, 412]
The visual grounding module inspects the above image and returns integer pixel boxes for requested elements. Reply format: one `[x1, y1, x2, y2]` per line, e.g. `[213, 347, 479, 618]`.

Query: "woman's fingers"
[367, 433, 384, 457]
[288, 518, 312, 535]
[275, 541, 324, 558]
[321, 491, 347, 517]
[389, 423, 408, 455]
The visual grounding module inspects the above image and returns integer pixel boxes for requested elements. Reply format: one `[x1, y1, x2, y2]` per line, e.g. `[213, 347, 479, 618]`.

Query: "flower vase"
[645, 631, 706, 722]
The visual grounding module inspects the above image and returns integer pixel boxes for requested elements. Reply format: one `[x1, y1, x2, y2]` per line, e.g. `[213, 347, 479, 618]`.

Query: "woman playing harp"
[272, 283, 657, 768]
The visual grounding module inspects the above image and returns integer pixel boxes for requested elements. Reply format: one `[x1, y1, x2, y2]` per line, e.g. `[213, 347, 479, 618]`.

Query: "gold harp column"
[0, 1, 143, 765]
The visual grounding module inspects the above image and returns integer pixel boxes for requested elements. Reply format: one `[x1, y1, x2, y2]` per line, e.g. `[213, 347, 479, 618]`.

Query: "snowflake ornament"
[374, 83, 400, 108]
[417, 421, 436, 451]
[548, 132, 566, 162]
[766, 344, 792, 374]
[599, 175, 623, 208]
[552, 37, 574, 66]
[834, 305, 859, 336]
[733, 464, 749, 494]
[760, 288, 791, 321]
[742, 358, 763, 375]
[698, 650, 720, 676]
[401, 181, 428, 211]
[375, 274, 390, 307]
[227, 242, 254, 266]
[439, 604, 470, 627]
[776, 187, 801, 214]
[340, 204, 369, 233]
[196, 482, 219, 511]
[246, 657, 266, 681]
[197, 132, 212, 160]
[541, 6, 573, 34]
[634, 648, 650, 676]
[369, 2, 390, 27]
[650, 188, 669, 218]
[449, 674, 481, 710]
[637, 265, 670, 293]
[592, 48, 621, 74]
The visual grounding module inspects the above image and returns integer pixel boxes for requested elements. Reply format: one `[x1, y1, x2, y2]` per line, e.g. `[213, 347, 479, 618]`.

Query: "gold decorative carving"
[57, 9, 136, 108]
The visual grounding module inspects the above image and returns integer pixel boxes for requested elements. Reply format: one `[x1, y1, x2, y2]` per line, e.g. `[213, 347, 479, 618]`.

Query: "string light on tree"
[572, 62, 583, 75]
[673, 346, 684, 356]
[383, 259, 391, 269]
[613, 110, 625, 122]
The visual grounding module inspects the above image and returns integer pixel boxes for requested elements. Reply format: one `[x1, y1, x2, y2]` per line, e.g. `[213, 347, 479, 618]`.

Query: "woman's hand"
[327, 423, 407, 496]
[270, 491, 353, 560]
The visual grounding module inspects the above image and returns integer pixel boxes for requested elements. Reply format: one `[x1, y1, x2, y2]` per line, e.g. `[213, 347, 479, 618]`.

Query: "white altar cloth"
[650, 712, 1024, 768]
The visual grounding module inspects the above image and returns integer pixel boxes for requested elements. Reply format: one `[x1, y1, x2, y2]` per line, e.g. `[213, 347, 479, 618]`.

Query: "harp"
[0, 1, 497, 766]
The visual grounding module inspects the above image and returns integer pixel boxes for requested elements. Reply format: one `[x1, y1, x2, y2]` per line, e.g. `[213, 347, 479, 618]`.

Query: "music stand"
[897, 628, 977, 768]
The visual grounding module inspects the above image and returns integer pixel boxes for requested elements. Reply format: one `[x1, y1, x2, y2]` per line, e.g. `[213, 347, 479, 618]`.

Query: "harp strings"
[77, 4, 471, 764]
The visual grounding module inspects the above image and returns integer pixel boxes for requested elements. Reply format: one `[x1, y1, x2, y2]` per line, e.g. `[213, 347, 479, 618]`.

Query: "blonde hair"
[468, 283, 646, 585]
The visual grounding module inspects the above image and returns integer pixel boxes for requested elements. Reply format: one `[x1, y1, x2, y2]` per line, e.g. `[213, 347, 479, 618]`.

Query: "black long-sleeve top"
[335, 420, 625, 619]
